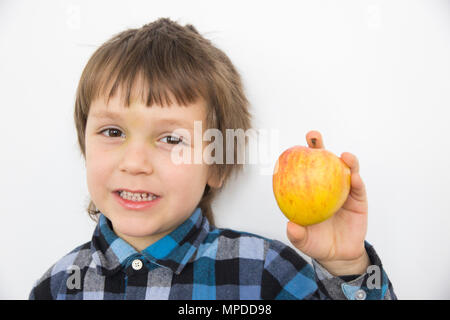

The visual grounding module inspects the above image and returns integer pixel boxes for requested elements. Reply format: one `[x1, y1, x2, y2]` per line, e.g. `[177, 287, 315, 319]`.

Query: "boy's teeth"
[119, 191, 157, 201]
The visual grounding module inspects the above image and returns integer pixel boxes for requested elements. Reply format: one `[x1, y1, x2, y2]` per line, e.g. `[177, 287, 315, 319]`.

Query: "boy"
[29, 18, 396, 300]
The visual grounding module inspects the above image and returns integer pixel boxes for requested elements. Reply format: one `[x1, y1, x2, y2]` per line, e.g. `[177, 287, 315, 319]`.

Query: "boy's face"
[85, 89, 218, 251]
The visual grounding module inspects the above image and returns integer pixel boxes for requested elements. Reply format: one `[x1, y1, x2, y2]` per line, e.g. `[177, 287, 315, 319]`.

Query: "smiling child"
[29, 17, 396, 300]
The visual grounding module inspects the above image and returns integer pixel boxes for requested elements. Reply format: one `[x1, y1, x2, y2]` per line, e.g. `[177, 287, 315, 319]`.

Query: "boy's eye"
[160, 135, 184, 145]
[100, 128, 124, 138]
[99, 128, 184, 145]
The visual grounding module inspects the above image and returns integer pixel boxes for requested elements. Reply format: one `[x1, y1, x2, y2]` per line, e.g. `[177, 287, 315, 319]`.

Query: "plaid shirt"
[29, 207, 397, 300]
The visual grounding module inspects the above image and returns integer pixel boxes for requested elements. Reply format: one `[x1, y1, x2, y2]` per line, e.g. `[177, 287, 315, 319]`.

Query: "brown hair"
[74, 17, 252, 227]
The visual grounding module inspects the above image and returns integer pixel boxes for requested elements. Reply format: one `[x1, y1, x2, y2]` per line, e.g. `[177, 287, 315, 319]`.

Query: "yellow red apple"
[272, 146, 351, 226]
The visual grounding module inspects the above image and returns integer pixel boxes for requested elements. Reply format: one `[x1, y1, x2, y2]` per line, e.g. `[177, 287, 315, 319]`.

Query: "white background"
[1, 0, 449, 300]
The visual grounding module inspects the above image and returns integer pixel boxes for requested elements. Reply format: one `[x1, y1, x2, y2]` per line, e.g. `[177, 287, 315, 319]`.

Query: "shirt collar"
[90, 207, 210, 276]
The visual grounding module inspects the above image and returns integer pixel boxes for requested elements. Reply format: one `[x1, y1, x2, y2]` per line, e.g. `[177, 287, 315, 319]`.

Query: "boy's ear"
[207, 172, 224, 189]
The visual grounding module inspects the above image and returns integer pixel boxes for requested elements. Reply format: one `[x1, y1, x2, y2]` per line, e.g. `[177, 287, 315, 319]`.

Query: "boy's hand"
[286, 130, 370, 276]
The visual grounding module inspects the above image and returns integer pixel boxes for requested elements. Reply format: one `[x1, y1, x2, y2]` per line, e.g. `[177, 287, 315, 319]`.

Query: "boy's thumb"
[286, 221, 308, 250]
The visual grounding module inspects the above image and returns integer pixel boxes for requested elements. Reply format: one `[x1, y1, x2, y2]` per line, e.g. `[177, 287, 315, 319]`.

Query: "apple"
[272, 146, 351, 226]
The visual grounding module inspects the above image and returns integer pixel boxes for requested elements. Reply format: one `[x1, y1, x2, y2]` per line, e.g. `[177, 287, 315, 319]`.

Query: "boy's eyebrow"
[90, 110, 195, 129]
[91, 110, 121, 119]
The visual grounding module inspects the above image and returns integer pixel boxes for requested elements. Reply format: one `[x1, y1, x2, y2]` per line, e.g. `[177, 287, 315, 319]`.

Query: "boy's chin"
[109, 214, 166, 238]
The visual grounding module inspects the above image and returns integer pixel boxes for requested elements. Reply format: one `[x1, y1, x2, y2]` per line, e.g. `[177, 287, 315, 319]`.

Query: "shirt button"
[355, 289, 367, 300]
[131, 259, 143, 271]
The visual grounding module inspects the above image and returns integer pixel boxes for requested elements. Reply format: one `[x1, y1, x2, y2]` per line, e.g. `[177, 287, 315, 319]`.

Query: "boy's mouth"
[113, 190, 161, 210]
[114, 189, 160, 202]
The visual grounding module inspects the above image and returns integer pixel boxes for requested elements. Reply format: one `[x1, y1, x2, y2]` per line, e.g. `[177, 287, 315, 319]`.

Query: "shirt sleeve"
[28, 278, 54, 300]
[28, 264, 60, 300]
[260, 239, 397, 300]
[311, 240, 398, 300]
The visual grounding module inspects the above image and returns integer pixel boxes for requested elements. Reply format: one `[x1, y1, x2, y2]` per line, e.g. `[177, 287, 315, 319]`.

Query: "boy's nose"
[120, 162, 154, 175]
[119, 145, 155, 175]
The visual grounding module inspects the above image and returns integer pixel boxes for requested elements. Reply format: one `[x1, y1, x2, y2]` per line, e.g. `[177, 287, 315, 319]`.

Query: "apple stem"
[311, 138, 317, 147]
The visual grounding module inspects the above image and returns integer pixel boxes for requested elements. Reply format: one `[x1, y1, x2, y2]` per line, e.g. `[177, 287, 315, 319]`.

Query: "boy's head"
[74, 18, 252, 237]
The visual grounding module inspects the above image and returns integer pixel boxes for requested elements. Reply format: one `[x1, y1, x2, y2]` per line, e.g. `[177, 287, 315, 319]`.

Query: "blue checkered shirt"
[29, 207, 397, 300]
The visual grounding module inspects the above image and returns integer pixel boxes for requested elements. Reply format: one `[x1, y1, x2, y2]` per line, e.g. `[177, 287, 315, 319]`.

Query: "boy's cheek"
[165, 165, 209, 194]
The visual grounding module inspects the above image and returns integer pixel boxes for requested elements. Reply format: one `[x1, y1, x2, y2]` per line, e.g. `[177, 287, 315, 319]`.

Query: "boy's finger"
[286, 221, 308, 250]
[340, 152, 359, 174]
[341, 152, 368, 201]
[350, 172, 367, 201]
[306, 130, 325, 149]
